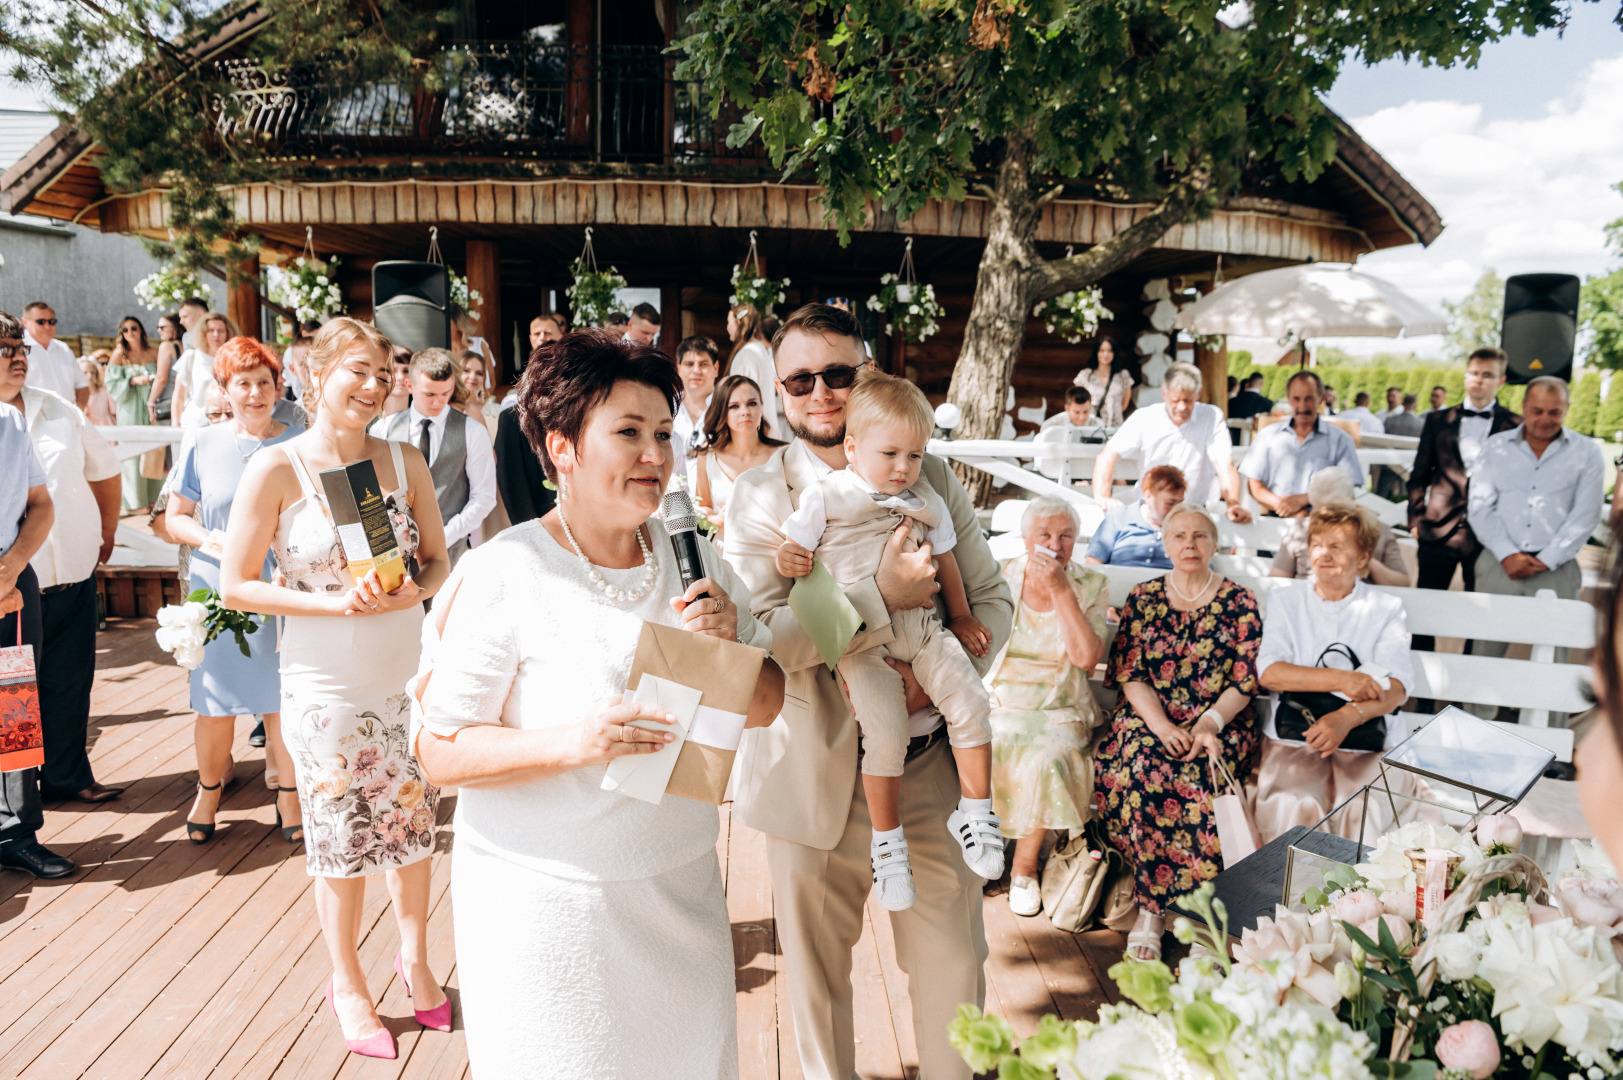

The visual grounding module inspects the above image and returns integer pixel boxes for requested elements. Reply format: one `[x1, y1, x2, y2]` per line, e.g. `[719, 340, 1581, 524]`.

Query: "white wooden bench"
[1082, 564, 1591, 764]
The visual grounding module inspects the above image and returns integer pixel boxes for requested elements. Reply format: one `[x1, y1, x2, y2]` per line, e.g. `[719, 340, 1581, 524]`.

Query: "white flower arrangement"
[865, 272, 944, 343]
[154, 589, 261, 670]
[567, 259, 629, 329]
[1033, 285, 1110, 344]
[134, 266, 212, 313]
[448, 269, 484, 320]
[729, 264, 789, 314]
[270, 256, 346, 323]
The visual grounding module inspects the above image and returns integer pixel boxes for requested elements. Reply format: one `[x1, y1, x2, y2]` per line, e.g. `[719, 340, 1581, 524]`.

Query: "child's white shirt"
[782, 467, 957, 554]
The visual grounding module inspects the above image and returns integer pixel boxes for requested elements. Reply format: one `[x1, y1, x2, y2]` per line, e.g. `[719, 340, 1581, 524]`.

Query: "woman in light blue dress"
[165, 337, 302, 844]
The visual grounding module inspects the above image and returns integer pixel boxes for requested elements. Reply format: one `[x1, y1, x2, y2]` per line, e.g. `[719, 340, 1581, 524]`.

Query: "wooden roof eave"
[1328, 110, 1444, 248]
[0, 0, 271, 217]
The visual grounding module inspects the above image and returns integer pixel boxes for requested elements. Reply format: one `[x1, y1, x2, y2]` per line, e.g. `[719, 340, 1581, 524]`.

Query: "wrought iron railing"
[215, 44, 764, 166]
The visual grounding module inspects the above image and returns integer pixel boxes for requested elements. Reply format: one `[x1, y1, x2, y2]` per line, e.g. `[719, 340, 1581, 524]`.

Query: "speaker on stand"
[372, 261, 451, 354]
[1500, 273, 1579, 385]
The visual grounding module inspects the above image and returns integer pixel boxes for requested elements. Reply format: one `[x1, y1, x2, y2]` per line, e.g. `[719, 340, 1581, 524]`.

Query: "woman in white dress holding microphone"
[221, 318, 452, 1061]
[411, 331, 785, 1079]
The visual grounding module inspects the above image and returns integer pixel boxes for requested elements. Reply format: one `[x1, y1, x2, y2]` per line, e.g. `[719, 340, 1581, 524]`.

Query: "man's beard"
[788, 415, 843, 449]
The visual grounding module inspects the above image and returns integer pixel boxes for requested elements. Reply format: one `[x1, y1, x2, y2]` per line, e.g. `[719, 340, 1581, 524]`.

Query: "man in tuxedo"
[724, 304, 1013, 1080]
[1406, 347, 1520, 652]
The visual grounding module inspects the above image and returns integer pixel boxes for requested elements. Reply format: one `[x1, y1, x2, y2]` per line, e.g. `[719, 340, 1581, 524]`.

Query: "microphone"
[660, 489, 711, 601]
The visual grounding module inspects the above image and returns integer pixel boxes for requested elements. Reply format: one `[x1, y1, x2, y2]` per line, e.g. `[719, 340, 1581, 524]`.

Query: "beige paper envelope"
[626, 621, 767, 805]
[601, 675, 698, 805]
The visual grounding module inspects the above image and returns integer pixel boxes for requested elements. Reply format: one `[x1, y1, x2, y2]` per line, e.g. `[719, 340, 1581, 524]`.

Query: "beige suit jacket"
[724, 445, 1015, 850]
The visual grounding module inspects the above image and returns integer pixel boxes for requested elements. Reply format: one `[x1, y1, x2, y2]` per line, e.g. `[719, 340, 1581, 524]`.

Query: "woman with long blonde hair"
[172, 312, 239, 428]
[725, 303, 783, 440]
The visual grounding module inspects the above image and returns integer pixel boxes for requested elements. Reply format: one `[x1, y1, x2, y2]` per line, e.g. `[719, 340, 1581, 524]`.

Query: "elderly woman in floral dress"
[984, 496, 1109, 918]
[1093, 503, 1262, 962]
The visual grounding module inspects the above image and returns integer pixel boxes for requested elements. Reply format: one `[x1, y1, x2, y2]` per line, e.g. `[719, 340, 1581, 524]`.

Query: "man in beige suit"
[725, 304, 1014, 1080]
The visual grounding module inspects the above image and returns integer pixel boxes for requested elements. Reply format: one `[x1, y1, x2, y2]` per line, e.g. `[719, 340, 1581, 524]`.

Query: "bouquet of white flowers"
[134, 267, 212, 314]
[155, 589, 262, 670]
[1033, 286, 1109, 344]
[448, 269, 484, 319]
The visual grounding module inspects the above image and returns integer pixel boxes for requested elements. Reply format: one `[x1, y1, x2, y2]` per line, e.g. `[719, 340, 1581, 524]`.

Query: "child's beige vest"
[814, 470, 942, 586]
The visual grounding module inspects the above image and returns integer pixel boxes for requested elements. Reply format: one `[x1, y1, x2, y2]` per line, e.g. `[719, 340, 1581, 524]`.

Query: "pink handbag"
[0, 612, 44, 774]
[1209, 755, 1260, 868]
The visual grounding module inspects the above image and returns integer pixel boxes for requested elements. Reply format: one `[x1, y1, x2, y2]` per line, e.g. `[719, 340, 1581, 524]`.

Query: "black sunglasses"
[30, 318, 57, 327]
[779, 364, 860, 398]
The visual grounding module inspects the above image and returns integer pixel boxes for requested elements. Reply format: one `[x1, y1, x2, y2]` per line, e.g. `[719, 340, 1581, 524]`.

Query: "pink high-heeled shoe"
[325, 979, 397, 1059]
[395, 952, 454, 1032]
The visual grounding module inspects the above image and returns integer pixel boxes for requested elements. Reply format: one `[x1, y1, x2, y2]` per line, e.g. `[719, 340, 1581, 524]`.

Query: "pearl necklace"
[557, 505, 660, 602]
[1166, 569, 1215, 606]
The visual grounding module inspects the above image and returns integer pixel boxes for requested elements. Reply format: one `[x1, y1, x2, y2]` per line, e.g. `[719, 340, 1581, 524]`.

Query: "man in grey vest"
[373, 348, 495, 567]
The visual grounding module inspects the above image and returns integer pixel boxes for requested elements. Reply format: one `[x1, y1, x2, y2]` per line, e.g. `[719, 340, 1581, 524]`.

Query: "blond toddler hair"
[844, 368, 934, 443]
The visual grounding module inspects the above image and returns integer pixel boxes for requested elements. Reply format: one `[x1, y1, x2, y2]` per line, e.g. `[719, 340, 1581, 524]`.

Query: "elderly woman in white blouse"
[1255, 503, 1414, 842]
[411, 332, 784, 1080]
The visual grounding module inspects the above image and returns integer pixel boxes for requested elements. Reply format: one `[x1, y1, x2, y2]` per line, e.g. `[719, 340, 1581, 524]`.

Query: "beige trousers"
[766, 738, 988, 1080]
[838, 606, 991, 778]
[1254, 736, 1416, 843]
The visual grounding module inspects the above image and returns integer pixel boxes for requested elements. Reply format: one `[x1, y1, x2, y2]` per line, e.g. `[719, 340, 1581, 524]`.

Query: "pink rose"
[1379, 889, 1417, 923]
[1330, 890, 1383, 927]
[1475, 814, 1523, 852]
[1358, 913, 1412, 950]
[1434, 1020, 1500, 1079]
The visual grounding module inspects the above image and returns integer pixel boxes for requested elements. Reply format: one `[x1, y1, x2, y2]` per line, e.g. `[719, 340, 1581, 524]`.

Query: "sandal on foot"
[1126, 926, 1164, 962]
[187, 780, 222, 844]
[948, 804, 1006, 880]
[275, 786, 304, 844]
[871, 834, 917, 911]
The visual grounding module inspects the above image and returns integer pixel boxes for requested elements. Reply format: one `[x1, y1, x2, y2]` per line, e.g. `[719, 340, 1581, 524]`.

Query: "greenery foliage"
[567, 260, 629, 329]
[1568, 370, 1602, 436]
[1580, 186, 1623, 371]
[866, 274, 945, 342]
[1230, 359, 1526, 414]
[1033, 287, 1108, 345]
[4, 0, 453, 278]
[1441, 269, 1505, 364]
[1598, 372, 1623, 443]
[270, 256, 345, 323]
[133, 265, 212, 313]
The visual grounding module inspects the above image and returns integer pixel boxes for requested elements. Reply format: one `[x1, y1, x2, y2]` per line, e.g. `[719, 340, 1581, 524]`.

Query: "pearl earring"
[560, 479, 569, 502]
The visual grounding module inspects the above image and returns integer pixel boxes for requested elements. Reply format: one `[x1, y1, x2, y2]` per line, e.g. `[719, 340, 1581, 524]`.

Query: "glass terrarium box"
[1278, 706, 1554, 912]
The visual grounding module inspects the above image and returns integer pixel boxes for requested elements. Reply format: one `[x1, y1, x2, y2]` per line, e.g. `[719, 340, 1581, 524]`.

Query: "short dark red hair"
[517, 331, 681, 481]
[213, 336, 282, 387]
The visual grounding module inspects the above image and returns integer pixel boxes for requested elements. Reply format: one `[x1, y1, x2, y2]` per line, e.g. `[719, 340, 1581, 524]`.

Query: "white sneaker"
[1008, 875, 1042, 917]
[948, 805, 1006, 879]
[871, 833, 917, 911]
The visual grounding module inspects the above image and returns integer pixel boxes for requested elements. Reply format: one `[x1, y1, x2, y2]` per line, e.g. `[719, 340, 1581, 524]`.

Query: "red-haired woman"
[165, 337, 300, 846]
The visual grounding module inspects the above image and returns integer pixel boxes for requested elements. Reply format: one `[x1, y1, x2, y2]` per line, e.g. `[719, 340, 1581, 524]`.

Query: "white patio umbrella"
[1172, 264, 1448, 344]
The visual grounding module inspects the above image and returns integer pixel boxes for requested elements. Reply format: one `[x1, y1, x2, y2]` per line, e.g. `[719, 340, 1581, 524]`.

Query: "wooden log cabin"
[0, 0, 1442, 424]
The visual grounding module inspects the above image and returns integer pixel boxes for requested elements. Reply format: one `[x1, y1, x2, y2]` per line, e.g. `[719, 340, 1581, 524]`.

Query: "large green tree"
[3, 0, 450, 276]
[1441, 268, 1506, 363]
[1581, 185, 1623, 370]
[676, 0, 1567, 498]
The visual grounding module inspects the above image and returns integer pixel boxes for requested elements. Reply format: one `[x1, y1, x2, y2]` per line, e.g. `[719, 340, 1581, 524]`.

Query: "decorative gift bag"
[0, 613, 44, 773]
[1208, 755, 1261, 869]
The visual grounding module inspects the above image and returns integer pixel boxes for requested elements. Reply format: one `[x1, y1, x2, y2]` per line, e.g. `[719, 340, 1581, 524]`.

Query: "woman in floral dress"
[221, 318, 451, 1060]
[1093, 503, 1261, 962]
[984, 497, 1109, 918]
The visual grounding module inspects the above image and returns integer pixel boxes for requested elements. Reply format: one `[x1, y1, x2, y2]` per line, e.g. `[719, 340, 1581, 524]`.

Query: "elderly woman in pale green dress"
[986, 496, 1109, 917]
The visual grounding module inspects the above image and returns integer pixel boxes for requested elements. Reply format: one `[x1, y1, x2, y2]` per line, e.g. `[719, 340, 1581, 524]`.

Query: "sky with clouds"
[1317, 2, 1623, 356]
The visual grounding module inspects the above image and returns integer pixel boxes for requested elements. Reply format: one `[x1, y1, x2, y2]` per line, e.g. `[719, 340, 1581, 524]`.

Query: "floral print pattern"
[287, 691, 439, 877]
[1092, 577, 1261, 914]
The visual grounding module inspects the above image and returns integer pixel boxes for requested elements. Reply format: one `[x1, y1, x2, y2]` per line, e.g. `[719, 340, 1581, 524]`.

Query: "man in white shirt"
[1242, 371, 1365, 516]
[673, 336, 719, 491]
[1034, 385, 1106, 480]
[1466, 375, 1603, 663]
[372, 348, 496, 568]
[1338, 392, 1386, 436]
[1090, 362, 1251, 521]
[1375, 385, 1402, 422]
[20, 303, 88, 411]
[178, 296, 208, 352]
[0, 318, 123, 804]
[624, 302, 661, 348]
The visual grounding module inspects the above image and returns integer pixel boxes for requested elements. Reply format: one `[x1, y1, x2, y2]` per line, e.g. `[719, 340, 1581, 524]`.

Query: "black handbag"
[1274, 643, 1387, 753]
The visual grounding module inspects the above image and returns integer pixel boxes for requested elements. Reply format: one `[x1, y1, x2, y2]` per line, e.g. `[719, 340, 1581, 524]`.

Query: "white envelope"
[601, 674, 701, 805]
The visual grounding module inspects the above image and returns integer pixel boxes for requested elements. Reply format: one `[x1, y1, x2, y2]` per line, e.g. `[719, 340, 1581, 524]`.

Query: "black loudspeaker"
[1501, 273, 1578, 384]
[372, 261, 450, 353]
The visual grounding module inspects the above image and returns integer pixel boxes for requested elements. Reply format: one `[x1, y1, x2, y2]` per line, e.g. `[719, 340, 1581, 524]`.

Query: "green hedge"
[1230, 361, 1530, 414]
[1569, 371, 1602, 436]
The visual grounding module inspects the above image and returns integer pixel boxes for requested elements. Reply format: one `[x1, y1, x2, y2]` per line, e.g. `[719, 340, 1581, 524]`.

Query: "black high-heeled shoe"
[275, 786, 304, 844]
[187, 780, 222, 844]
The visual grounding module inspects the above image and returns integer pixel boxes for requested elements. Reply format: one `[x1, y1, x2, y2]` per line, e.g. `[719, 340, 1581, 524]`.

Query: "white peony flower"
[1430, 931, 1482, 982]
[173, 643, 205, 670]
[1473, 910, 1623, 1065]
[1354, 822, 1484, 897]
[1063, 1011, 1191, 1080]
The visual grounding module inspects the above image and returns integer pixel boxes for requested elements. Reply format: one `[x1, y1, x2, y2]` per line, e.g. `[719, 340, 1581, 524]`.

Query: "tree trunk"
[945, 163, 1214, 505]
[945, 133, 1044, 504]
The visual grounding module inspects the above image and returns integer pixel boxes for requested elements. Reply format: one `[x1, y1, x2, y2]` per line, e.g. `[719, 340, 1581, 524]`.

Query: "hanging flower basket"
[134, 266, 212, 313]
[565, 228, 627, 328]
[1033, 285, 1110, 344]
[866, 274, 945, 343]
[448, 269, 484, 320]
[728, 231, 788, 313]
[271, 256, 345, 323]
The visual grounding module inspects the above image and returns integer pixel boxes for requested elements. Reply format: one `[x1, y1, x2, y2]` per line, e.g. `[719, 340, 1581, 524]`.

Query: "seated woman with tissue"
[410, 330, 784, 1080]
[1254, 503, 1414, 844]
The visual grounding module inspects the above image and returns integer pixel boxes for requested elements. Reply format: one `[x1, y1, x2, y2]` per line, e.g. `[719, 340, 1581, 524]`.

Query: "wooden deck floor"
[0, 618, 1125, 1080]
